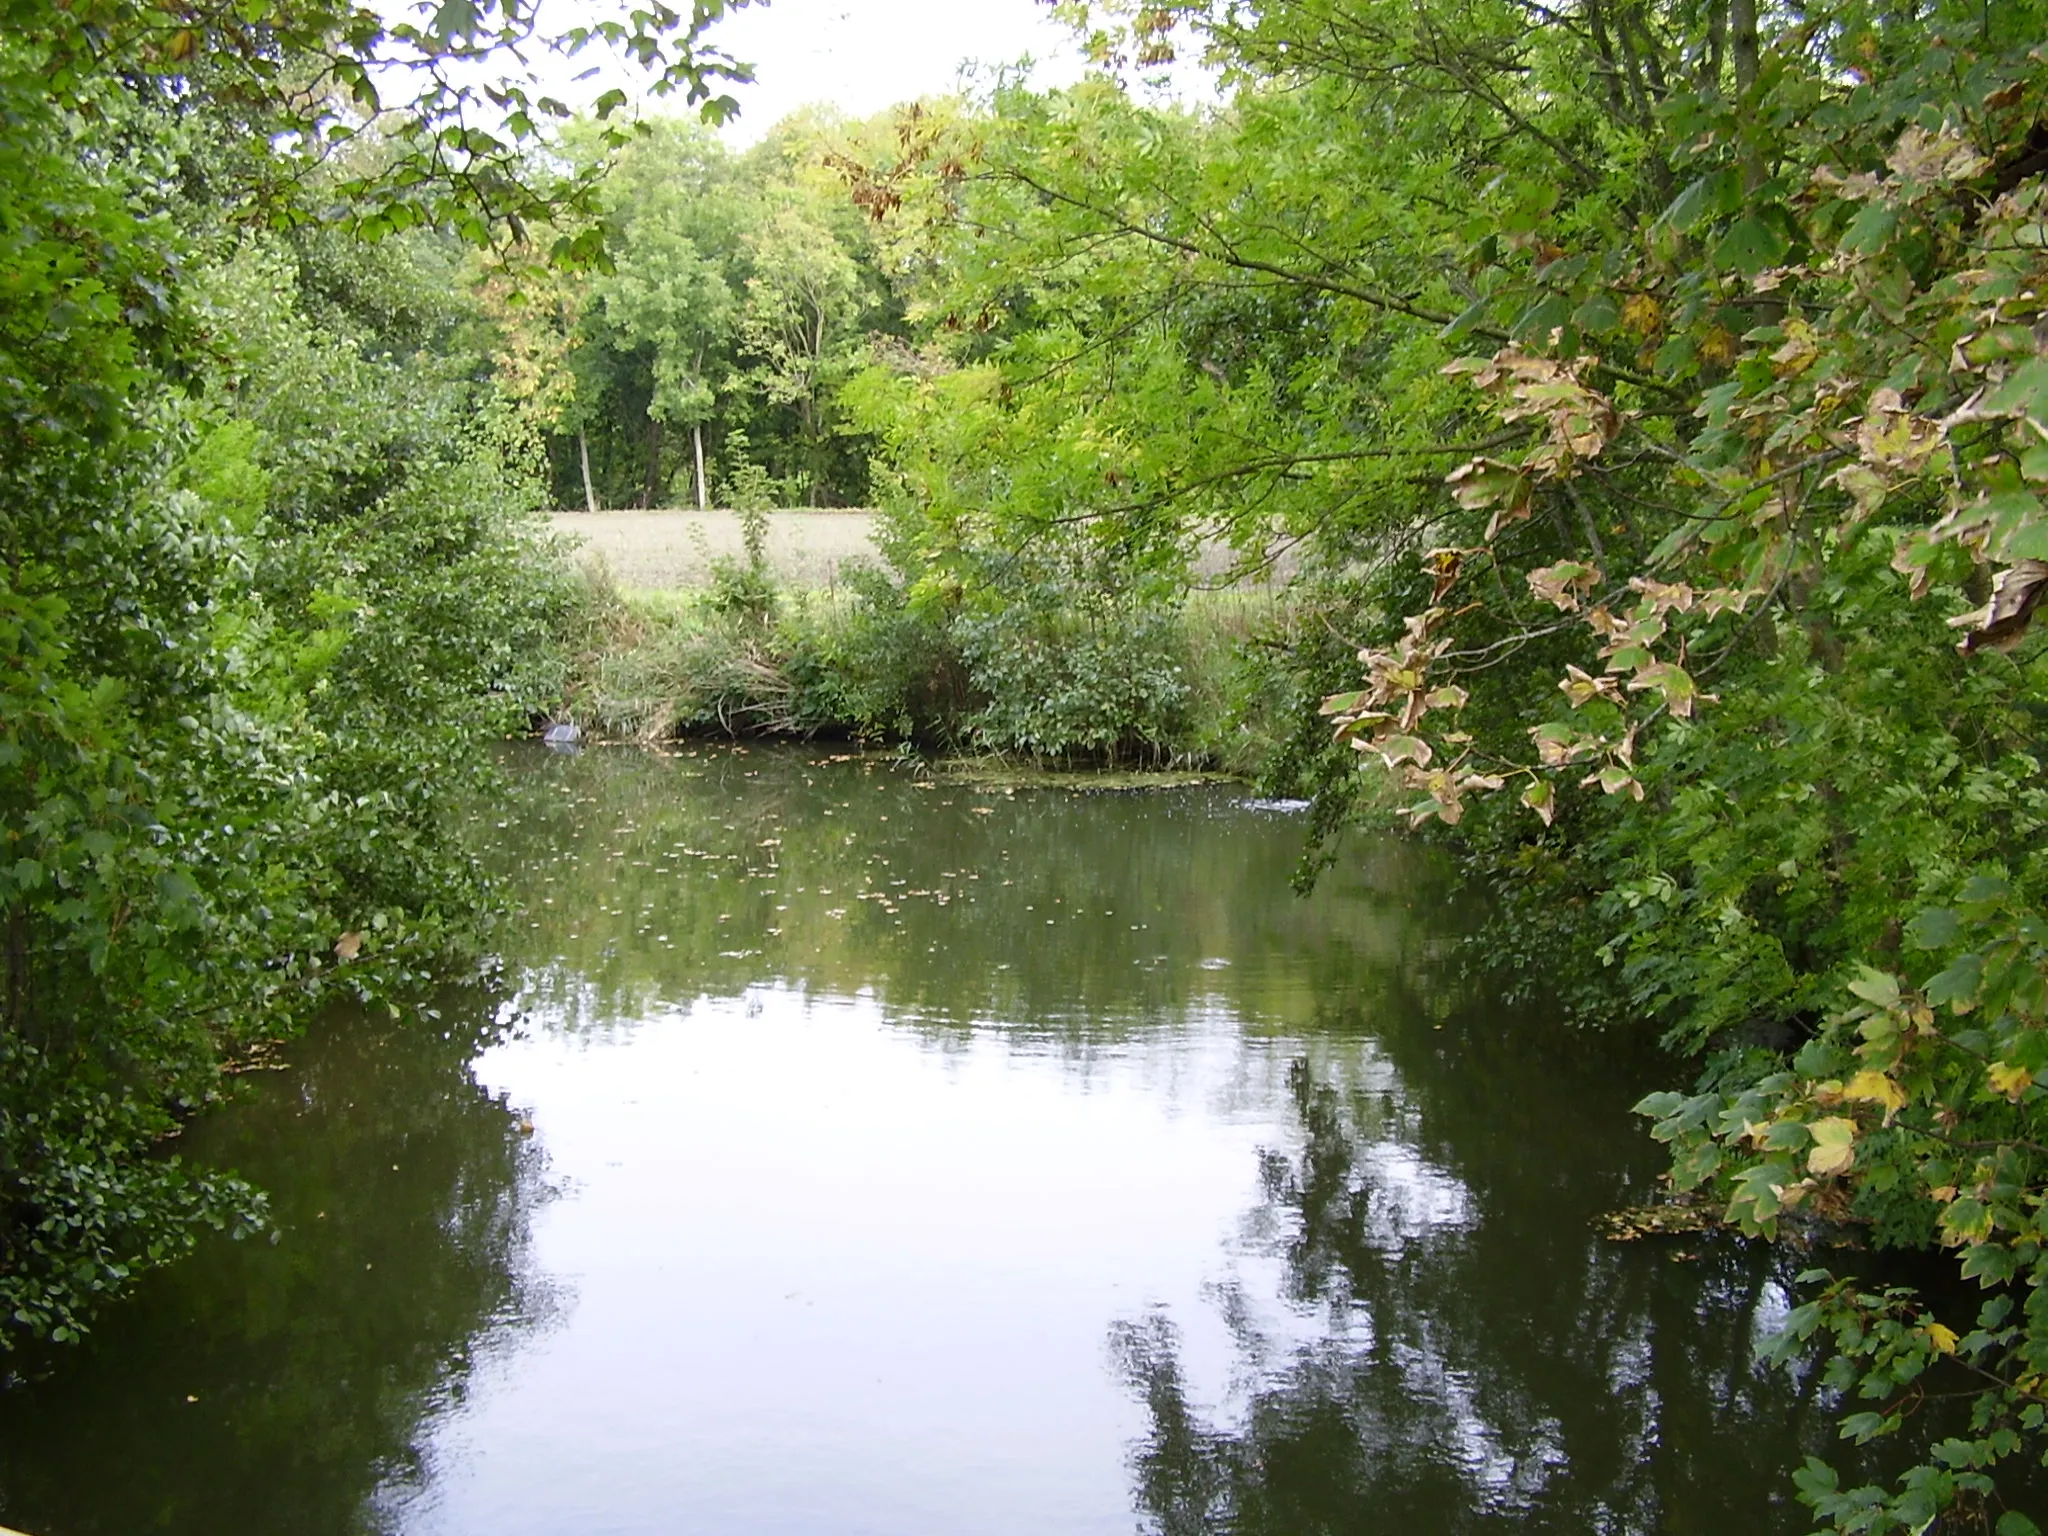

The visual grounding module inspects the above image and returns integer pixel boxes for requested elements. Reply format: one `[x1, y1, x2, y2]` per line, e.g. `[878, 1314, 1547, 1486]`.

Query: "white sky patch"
[708, 0, 1091, 142]
[367, 0, 1212, 157]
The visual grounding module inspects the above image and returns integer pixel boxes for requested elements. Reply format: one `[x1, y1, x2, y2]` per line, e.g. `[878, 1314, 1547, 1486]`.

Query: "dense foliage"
[0, 1, 733, 1351]
[498, 114, 906, 512]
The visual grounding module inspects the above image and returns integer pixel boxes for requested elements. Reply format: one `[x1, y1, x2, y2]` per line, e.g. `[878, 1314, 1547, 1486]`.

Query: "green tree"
[0, 0, 744, 1349]
[579, 120, 746, 509]
[733, 198, 870, 504]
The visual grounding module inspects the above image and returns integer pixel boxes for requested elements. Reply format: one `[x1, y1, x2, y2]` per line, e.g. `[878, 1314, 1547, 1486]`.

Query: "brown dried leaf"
[1528, 560, 1603, 612]
[1629, 577, 1697, 617]
[1887, 125, 1989, 185]
[1560, 664, 1620, 707]
[1949, 560, 2048, 653]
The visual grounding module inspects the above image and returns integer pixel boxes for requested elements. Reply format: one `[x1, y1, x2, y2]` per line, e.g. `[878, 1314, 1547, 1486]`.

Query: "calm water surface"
[1, 745, 1853, 1532]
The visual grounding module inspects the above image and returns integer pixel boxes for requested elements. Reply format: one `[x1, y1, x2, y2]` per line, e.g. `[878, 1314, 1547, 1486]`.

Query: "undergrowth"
[558, 559, 1295, 771]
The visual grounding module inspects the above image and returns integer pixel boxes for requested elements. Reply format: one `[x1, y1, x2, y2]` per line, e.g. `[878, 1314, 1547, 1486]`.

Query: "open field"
[550, 508, 1297, 592]
[548, 509, 882, 591]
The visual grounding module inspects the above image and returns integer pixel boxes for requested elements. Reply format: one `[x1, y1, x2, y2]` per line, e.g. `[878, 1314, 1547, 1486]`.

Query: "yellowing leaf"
[1770, 319, 1819, 375]
[1987, 1061, 2035, 1101]
[1924, 1322, 1959, 1355]
[1842, 1069, 1907, 1117]
[1527, 560, 1603, 612]
[1530, 722, 1583, 767]
[1699, 587, 1756, 619]
[1621, 293, 1662, 336]
[1627, 660, 1702, 718]
[1375, 734, 1434, 771]
[334, 931, 364, 961]
[1560, 664, 1619, 707]
[1806, 1116, 1857, 1176]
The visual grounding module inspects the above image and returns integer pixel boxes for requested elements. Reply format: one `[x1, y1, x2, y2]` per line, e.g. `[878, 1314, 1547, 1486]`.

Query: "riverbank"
[555, 560, 1302, 774]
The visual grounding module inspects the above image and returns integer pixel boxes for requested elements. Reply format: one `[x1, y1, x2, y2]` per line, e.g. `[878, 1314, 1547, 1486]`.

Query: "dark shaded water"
[0, 745, 1867, 1532]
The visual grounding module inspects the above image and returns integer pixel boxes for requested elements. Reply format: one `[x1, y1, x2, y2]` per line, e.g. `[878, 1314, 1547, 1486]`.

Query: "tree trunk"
[1730, 0, 1758, 95]
[800, 395, 821, 507]
[688, 347, 709, 513]
[1730, 0, 1763, 191]
[1701, 0, 1727, 91]
[643, 417, 663, 509]
[5, 902, 26, 1041]
[578, 429, 599, 515]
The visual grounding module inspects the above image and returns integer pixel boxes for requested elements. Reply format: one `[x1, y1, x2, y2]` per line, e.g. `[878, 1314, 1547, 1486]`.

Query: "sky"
[390, 0, 1212, 151]
[704, 0, 1093, 142]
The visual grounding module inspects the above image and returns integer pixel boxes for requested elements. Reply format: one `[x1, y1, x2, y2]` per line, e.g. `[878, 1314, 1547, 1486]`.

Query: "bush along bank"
[555, 542, 1299, 774]
[0, 146, 581, 1351]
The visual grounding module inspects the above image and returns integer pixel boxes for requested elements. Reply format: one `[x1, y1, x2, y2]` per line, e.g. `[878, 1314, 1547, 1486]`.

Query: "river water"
[1, 745, 1866, 1532]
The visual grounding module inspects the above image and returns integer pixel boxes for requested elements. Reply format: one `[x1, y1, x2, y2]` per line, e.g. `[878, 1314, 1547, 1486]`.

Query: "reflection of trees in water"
[1113, 1061, 1833, 1535]
[0, 993, 556, 1536]
[486, 742, 1455, 1045]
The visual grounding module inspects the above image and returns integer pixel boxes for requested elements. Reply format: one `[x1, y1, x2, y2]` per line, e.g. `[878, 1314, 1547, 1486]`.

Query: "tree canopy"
[0, 0, 734, 1352]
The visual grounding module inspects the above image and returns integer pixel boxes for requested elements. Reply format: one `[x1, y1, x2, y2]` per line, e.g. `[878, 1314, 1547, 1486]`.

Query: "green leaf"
[1959, 876, 2011, 906]
[431, 0, 478, 38]
[1510, 293, 1572, 344]
[1906, 908, 1962, 951]
[1841, 202, 1899, 256]
[1654, 334, 1697, 373]
[1792, 1458, 1840, 1499]
[1439, 297, 1490, 341]
[1985, 358, 2048, 425]
[1960, 1243, 2018, 1285]
[1661, 172, 1737, 233]
[1571, 294, 1621, 335]
[1714, 215, 1791, 276]
[1927, 954, 1985, 1011]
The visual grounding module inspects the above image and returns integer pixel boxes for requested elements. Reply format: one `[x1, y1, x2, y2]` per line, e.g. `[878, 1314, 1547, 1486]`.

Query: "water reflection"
[482, 743, 1447, 1044]
[0, 744, 1933, 1535]
[1112, 1059, 1830, 1534]
[0, 998, 554, 1536]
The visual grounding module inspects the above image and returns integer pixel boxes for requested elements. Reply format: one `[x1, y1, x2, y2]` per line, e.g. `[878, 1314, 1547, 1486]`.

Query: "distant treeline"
[497, 115, 904, 512]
